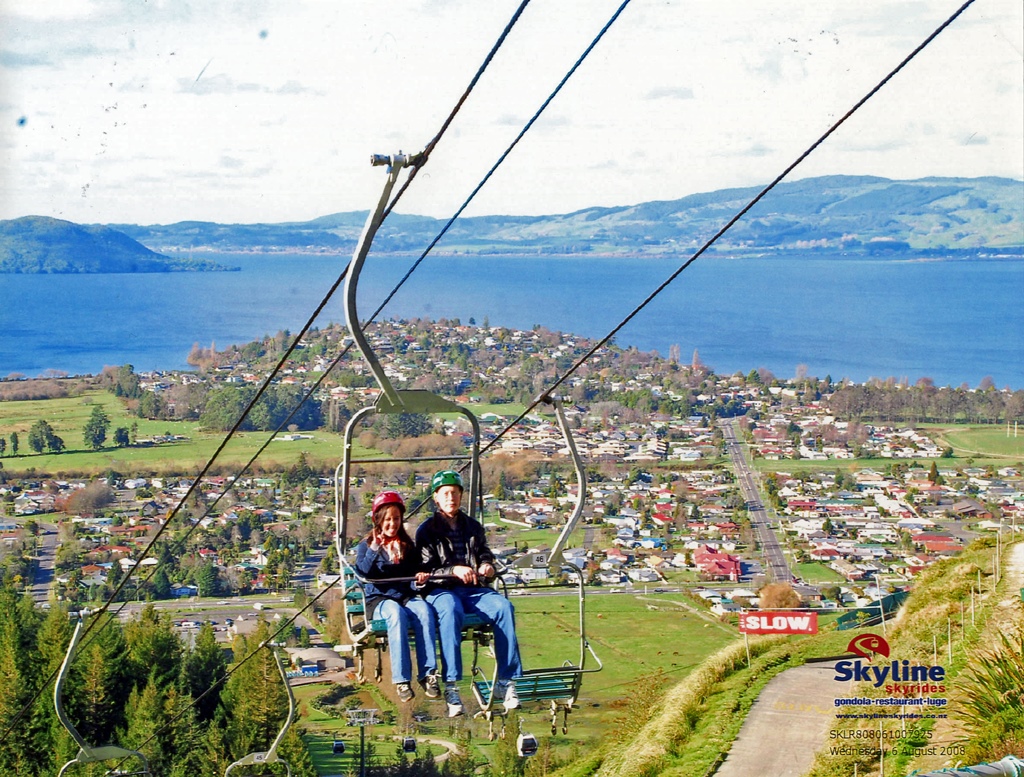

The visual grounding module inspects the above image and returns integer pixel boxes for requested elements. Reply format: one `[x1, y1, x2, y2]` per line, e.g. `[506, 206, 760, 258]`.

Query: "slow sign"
[738, 611, 818, 635]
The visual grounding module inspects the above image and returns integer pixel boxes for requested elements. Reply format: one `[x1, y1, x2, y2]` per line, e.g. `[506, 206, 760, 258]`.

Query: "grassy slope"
[295, 592, 741, 773]
[545, 539, 1021, 777]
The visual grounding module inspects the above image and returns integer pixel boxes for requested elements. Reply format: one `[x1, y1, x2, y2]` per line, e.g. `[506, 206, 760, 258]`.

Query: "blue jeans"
[426, 587, 522, 683]
[375, 597, 438, 685]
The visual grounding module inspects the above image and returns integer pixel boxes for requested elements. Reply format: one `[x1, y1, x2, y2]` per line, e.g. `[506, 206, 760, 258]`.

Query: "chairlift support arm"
[224, 648, 296, 777]
[344, 153, 421, 411]
[335, 153, 482, 564]
[542, 394, 587, 576]
[54, 617, 153, 777]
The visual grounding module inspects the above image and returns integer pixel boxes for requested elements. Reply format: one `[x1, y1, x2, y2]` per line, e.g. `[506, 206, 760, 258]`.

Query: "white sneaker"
[444, 684, 464, 718]
[497, 680, 520, 711]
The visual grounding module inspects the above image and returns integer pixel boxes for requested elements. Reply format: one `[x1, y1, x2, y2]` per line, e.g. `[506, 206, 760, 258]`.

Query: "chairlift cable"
[101, 343, 359, 628]
[480, 0, 980, 458]
[2, 0, 977, 755]
[108, 575, 344, 772]
[368, 0, 636, 321]
[88, 0, 538, 637]
[161, 0, 978, 760]
[0, 269, 353, 749]
[381, 0, 534, 221]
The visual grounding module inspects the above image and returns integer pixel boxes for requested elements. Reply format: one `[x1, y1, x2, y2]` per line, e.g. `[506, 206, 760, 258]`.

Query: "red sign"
[738, 611, 818, 635]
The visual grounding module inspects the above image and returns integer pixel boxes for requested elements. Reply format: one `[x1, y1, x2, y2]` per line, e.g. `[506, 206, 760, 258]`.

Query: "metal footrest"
[474, 668, 581, 706]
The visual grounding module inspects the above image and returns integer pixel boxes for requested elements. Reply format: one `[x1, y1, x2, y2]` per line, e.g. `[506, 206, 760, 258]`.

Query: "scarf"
[380, 535, 405, 563]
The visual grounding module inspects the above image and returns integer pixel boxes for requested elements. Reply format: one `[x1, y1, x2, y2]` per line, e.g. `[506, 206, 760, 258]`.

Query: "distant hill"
[0, 216, 237, 273]
[115, 175, 1024, 258]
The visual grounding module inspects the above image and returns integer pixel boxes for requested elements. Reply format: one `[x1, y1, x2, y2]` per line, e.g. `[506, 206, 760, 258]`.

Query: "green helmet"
[431, 470, 463, 492]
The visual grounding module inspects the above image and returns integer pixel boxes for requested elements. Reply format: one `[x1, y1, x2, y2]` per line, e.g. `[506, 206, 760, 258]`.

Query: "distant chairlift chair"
[54, 615, 153, 777]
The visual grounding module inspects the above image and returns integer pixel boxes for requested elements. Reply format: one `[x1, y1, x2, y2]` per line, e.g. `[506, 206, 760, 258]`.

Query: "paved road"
[715, 660, 848, 777]
[26, 520, 58, 603]
[720, 420, 792, 583]
[292, 545, 329, 591]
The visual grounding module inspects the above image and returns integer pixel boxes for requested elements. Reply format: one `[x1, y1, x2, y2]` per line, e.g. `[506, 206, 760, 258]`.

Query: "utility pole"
[346, 709, 379, 777]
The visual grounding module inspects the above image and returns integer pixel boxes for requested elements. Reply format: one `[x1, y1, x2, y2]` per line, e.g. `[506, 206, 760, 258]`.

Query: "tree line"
[826, 381, 1024, 424]
[0, 587, 316, 777]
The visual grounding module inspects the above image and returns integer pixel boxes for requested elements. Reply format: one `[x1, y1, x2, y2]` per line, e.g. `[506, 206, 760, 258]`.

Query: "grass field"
[927, 423, 1024, 462]
[0, 392, 555, 477]
[296, 589, 740, 772]
[0, 390, 372, 475]
[752, 423, 1024, 476]
[791, 561, 847, 585]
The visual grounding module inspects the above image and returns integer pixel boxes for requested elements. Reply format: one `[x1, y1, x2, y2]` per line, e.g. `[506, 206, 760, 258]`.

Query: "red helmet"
[372, 490, 405, 514]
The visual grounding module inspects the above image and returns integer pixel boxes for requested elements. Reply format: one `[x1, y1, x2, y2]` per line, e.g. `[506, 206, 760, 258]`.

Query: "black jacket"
[415, 509, 494, 588]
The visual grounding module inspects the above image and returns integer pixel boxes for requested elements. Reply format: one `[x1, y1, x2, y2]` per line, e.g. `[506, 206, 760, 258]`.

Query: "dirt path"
[635, 594, 737, 634]
[714, 660, 850, 777]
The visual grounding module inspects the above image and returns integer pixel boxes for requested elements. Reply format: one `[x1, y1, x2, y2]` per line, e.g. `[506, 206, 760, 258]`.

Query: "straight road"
[720, 420, 792, 584]
[27, 520, 58, 603]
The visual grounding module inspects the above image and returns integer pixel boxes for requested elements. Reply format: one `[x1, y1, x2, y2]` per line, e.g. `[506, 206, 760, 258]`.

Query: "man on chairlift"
[416, 469, 523, 718]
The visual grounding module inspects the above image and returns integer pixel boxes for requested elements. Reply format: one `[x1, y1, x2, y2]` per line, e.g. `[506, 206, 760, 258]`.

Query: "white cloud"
[0, 0, 1020, 225]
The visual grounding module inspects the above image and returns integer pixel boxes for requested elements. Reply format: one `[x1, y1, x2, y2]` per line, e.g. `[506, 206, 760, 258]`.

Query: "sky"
[1, 0, 1021, 226]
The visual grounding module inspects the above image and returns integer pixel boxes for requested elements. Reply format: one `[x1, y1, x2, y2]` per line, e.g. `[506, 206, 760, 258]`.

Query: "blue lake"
[2, 253, 1022, 388]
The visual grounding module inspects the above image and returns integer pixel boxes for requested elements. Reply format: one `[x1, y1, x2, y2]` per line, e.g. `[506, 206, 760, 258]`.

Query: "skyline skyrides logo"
[834, 634, 946, 695]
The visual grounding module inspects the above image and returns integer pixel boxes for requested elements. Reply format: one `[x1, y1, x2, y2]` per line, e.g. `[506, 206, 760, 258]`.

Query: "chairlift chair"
[54, 616, 153, 777]
[471, 395, 603, 739]
[223, 648, 296, 777]
[335, 155, 602, 744]
[333, 153, 489, 681]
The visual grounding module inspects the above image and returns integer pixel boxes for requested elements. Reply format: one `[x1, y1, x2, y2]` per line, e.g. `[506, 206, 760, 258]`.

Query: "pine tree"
[119, 674, 168, 774]
[222, 624, 289, 759]
[277, 726, 320, 777]
[68, 617, 133, 747]
[82, 405, 111, 450]
[162, 685, 208, 777]
[180, 623, 227, 721]
[0, 615, 30, 775]
[198, 715, 233, 777]
[124, 603, 182, 689]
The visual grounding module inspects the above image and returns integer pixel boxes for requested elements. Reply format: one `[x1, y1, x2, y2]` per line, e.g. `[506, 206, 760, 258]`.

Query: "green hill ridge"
[115, 174, 1023, 257]
[0, 216, 236, 273]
